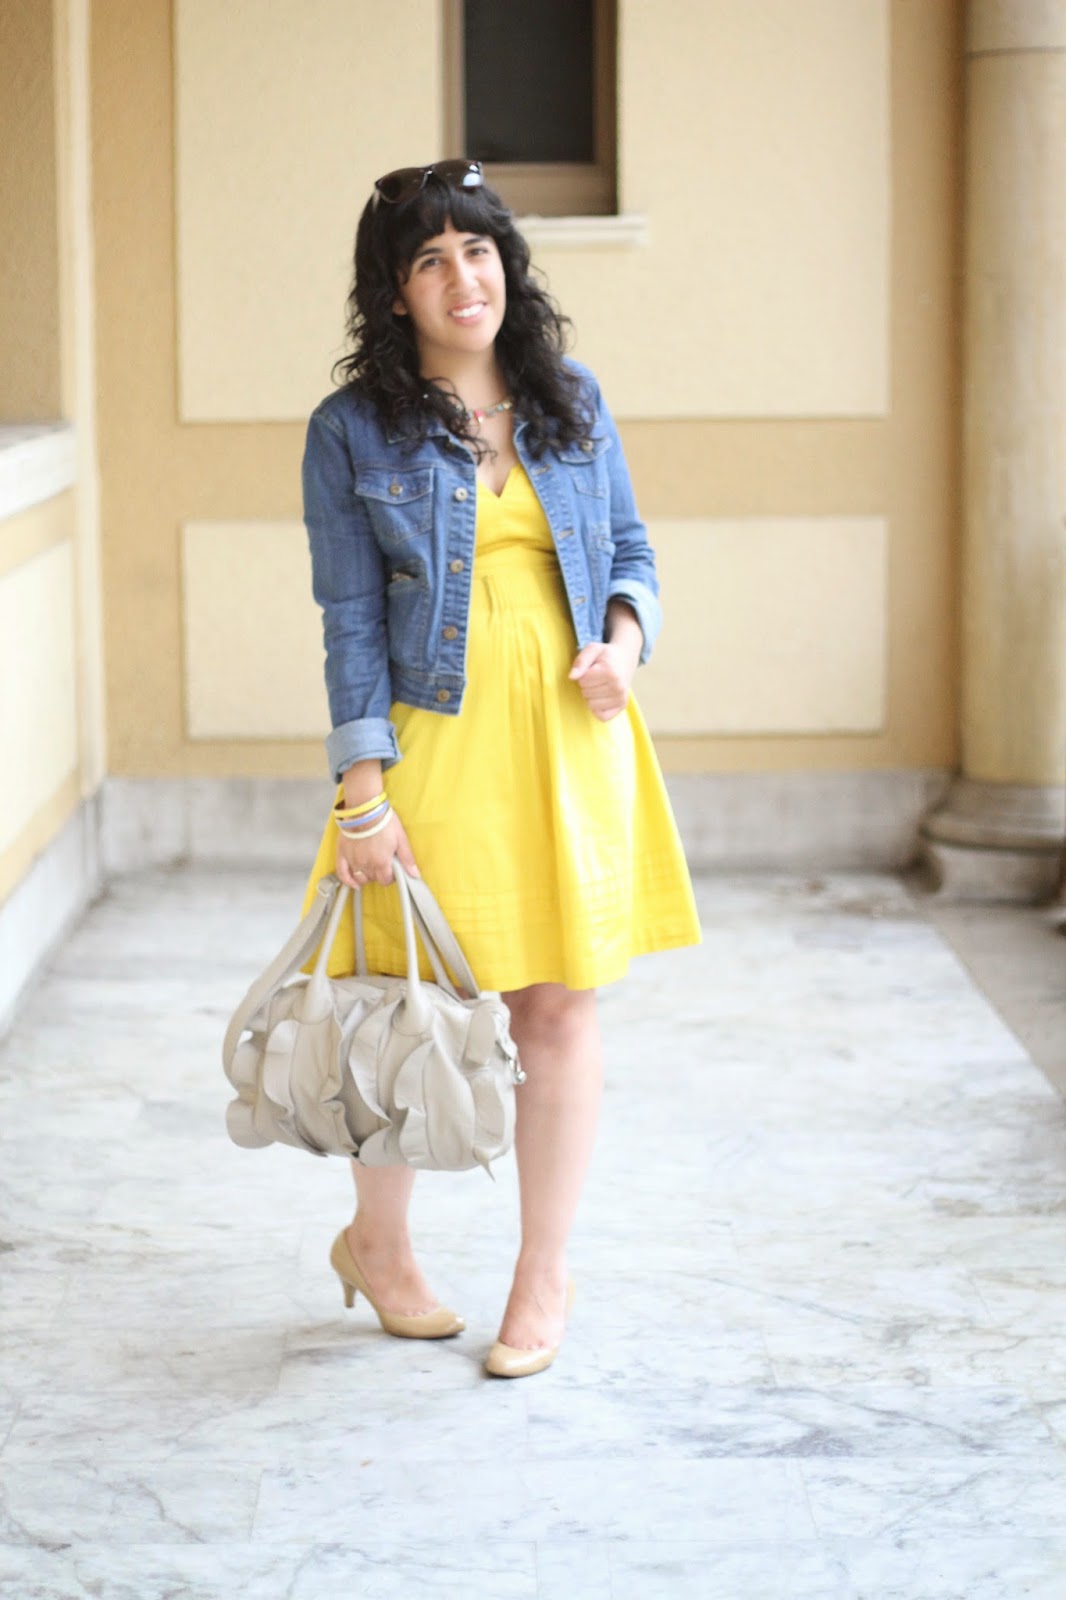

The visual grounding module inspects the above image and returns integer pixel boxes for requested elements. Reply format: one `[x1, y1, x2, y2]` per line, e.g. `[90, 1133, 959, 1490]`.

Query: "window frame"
[442, 0, 617, 218]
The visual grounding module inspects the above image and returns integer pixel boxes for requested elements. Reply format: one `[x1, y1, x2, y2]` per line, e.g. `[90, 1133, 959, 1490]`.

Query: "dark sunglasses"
[372, 159, 484, 209]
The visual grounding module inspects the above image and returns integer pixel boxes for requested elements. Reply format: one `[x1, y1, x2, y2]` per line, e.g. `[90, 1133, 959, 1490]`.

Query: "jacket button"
[580, 440, 594, 453]
[389, 481, 403, 495]
[436, 689, 451, 703]
[558, 527, 573, 539]
[454, 487, 469, 502]
[575, 595, 587, 605]
[449, 559, 464, 573]
[442, 625, 458, 640]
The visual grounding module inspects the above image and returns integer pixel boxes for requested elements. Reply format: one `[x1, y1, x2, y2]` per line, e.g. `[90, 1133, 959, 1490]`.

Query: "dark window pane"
[464, 0, 594, 164]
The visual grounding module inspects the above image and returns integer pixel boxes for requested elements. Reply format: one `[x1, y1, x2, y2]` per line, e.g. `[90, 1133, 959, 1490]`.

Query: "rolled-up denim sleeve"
[593, 382, 662, 664]
[303, 407, 401, 779]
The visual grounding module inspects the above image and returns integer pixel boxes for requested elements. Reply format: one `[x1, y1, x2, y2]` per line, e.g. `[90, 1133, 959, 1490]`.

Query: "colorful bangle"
[334, 790, 388, 821]
[337, 799, 390, 831]
[336, 807, 394, 841]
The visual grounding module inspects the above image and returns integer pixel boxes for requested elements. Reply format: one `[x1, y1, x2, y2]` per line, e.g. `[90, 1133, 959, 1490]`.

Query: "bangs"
[386, 181, 511, 277]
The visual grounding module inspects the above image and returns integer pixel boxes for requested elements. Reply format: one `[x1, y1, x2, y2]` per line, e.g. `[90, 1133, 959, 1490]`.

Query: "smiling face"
[392, 221, 507, 373]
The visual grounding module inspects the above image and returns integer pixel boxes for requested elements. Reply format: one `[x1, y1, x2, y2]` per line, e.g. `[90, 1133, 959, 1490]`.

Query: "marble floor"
[1, 866, 1066, 1599]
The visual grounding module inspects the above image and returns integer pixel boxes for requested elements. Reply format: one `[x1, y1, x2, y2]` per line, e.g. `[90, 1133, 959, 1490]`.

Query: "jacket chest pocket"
[355, 467, 435, 544]
[555, 435, 611, 499]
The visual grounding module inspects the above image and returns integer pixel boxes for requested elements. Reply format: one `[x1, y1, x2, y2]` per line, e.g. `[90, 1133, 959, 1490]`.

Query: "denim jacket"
[302, 360, 661, 780]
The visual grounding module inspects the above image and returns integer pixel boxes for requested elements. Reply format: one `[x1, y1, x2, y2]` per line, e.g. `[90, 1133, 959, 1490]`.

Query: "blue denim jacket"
[303, 360, 661, 780]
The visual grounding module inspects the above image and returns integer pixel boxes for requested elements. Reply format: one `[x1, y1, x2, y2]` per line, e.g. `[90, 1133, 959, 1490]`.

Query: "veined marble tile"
[90, 1172, 329, 1233]
[921, 1181, 1066, 1219]
[765, 1321, 1066, 1388]
[280, 1317, 485, 1396]
[827, 1535, 1066, 1600]
[0, 1256, 75, 1334]
[282, 1304, 775, 1394]
[254, 1459, 816, 1543]
[0, 1461, 259, 1544]
[801, 1459, 1066, 1539]
[533, 1540, 613, 1599]
[51, 1249, 320, 1333]
[970, 1267, 1066, 1331]
[1032, 1398, 1066, 1448]
[0, 1176, 111, 1235]
[732, 1215, 1066, 1276]
[606, 1540, 856, 1600]
[1, 1216, 302, 1267]
[0, 1320, 285, 1398]
[553, 1325, 776, 1390]
[3, 1384, 529, 1468]
[0, 1397, 18, 1455]
[0, 1540, 541, 1599]
[526, 1384, 1055, 1459]
[535, 1264, 993, 1339]
[4, 863, 1066, 1582]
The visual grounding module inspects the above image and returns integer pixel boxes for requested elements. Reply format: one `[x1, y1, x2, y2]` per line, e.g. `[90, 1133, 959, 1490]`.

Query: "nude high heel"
[329, 1229, 464, 1340]
[483, 1277, 576, 1378]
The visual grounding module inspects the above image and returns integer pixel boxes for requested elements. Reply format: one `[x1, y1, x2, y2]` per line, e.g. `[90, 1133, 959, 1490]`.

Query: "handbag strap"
[405, 872, 481, 997]
[222, 874, 344, 1068]
[224, 862, 486, 1070]
[353, 862, 482, 999]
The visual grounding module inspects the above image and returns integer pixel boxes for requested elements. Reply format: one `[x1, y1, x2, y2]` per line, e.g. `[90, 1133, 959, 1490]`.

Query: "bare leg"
[343, 1160, 440, 1317]
[496, 983, 603, 1349]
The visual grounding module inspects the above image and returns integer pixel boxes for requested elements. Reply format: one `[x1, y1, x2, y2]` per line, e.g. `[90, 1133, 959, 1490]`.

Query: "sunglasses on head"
[372, 159, 484, 209]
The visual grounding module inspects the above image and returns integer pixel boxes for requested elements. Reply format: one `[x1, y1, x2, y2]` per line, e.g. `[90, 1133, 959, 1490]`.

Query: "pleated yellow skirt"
[301, 465, 701, 991]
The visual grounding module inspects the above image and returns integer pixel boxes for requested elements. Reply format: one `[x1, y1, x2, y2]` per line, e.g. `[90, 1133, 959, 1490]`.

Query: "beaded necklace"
[463, 397, 514, 424]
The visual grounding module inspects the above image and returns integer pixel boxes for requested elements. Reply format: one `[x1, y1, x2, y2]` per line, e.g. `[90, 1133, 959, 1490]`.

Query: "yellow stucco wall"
[0, 0, 63, 421]
[92, 0, 962, 780]
[0, 0, 104, 909]
[0, 494, 82, 900]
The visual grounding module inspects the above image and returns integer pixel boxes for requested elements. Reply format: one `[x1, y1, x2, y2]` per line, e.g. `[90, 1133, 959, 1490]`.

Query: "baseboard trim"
[97, 770, 951, 875]
[0, 792, 103, 1034]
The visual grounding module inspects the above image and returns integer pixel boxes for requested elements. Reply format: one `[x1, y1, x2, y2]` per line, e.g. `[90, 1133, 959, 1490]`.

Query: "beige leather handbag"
[222, 865, 524, 1174]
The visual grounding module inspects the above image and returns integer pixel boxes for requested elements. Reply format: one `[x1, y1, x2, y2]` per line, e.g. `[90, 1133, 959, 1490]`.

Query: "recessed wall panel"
[542, 0, 890, 417]
[181, 521, 328, 739]
[638, 517, 888, 735]
[0, 542, 79, 853]
[175, 0, 441, 421]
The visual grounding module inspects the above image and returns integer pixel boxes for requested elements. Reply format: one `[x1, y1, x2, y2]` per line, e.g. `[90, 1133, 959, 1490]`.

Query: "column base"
[919, 777, 1065, 902]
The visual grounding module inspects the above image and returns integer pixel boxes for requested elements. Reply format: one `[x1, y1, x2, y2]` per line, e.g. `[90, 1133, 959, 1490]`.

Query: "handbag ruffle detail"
[221, 868, 523, 1174]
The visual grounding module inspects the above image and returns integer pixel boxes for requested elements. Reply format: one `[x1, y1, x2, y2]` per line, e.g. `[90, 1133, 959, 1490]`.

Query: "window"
[443, 0, 617, 217]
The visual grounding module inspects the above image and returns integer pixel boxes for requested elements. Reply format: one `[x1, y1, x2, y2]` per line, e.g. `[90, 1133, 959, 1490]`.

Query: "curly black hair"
[331, 174, 593, 459]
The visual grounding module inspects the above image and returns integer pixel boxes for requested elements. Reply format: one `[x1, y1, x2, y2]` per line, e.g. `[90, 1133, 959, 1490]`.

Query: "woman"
[300, 159, 700, 1378]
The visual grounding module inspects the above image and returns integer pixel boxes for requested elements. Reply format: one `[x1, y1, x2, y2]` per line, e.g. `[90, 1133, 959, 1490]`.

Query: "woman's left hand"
[568, 639, 640, 722]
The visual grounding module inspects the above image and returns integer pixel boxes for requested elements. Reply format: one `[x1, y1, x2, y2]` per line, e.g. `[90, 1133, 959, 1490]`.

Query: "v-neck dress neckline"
[476, 464, 517, 500]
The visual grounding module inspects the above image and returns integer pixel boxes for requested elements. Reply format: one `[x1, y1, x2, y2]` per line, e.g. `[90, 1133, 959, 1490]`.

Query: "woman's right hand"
[335, 808, 420, 890]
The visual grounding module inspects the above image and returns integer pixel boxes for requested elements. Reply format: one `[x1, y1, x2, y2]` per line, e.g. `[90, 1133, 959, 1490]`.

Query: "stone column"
[921, 0, 1066, 900]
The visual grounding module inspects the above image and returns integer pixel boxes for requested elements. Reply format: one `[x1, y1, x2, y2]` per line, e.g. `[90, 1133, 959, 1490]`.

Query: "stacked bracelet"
[334, 791, 387, 822]
[336, 799, 391, 832]
[337, 805, 393, 841]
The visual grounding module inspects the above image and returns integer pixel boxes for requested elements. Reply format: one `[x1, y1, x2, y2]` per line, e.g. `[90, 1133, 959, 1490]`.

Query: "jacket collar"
[384, 412, 528, 447]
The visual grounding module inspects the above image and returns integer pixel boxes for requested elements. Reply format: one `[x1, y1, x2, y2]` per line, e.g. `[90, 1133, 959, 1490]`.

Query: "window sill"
[516, 213, 649, 250]
[0, 423, 78, 522]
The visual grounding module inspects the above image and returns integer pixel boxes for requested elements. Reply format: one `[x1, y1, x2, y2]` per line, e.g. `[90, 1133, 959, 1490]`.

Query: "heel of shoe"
[328, 1227, 464, 1340]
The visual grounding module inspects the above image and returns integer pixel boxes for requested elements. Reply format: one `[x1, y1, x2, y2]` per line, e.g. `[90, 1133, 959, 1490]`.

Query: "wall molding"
[0, 423, 77, 522]
[97, 770, 949, 876]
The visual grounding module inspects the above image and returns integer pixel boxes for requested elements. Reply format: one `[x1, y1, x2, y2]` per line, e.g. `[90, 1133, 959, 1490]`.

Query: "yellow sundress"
[300, 463, 701, 991]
